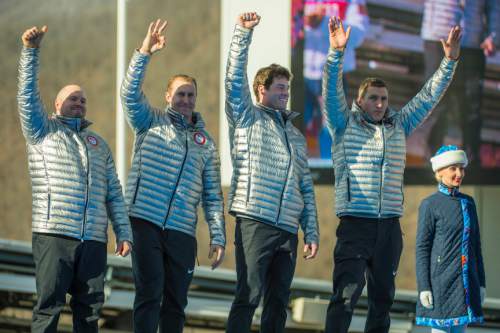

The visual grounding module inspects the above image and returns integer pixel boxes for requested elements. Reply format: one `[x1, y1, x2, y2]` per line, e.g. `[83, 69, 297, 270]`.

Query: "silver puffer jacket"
[17, 47, 132, 243]
[120, 51, 225, 246]
[323, 50, 457, 218]
[225, 26, 319, 244]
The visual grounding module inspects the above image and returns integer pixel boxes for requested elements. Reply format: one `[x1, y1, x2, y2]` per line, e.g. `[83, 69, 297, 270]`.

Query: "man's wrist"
[445, 54, 459, 61]
[235, 24, 252, 32]
[330, 46, 345, 53]
[138, 47, 152, 56]
[23, 44, 39, 49]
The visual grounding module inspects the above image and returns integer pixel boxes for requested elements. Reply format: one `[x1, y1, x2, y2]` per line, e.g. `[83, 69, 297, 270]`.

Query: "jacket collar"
[53, 114, 92, 132]
[255, 103, 300, 122]
[352, 102, 396, 127]
[166, 108, 205, 130]
[438, 182, 460, 197]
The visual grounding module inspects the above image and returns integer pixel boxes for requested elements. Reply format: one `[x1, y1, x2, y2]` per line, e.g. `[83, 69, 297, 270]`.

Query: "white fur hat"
[430, 145, 468, 172]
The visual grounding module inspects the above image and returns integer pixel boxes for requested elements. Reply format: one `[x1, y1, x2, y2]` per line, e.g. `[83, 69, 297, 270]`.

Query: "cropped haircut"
[253, 64, 292, 101]
[357, 77, 388, 100]
[166, 74, 198, 94]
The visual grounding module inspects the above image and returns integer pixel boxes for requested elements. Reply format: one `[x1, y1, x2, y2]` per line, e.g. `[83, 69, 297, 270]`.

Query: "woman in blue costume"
[416, 145, 486, 333]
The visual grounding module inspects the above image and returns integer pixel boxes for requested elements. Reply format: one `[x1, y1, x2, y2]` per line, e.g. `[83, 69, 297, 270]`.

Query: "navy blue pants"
[131, 217, 197, 333]
[32, 233, 107, 333]
[325, 216, 403, 333]
[226, 217, 298, 333]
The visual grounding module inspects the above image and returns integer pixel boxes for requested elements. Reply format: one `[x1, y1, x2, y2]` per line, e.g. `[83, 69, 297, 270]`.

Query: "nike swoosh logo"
[187, 269, 194, 274]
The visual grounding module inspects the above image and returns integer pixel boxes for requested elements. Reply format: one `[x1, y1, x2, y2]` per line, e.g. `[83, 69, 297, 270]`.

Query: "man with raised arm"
[120, 19, 226, 333]
[322, 17, 461, 333]
[225, 12, 320, 333]
[18, 26, 132, 333]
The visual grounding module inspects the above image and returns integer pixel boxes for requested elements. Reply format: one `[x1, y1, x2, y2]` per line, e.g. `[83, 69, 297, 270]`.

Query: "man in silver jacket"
[322, 17, 461, 333]
[225, 12, 319, 333]
[120, 20, 226, 333]
[17, 26, 132, 333]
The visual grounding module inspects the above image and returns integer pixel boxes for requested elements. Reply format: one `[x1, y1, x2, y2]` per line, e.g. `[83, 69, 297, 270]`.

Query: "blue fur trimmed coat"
[416, 184, 485, 327]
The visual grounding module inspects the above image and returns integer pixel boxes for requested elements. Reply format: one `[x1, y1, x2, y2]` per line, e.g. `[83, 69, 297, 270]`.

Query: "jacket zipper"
[276, 119, 292, 225]
[163, 130, 189, 229]
[132, 176, 141, 204]
[78, 134, 90, 242]
[245, 127, 253, 204]
[378, 126, 385, 218]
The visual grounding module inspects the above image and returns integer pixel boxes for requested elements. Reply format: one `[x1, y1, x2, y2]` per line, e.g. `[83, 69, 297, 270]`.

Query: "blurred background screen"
[290, 0, 500, 184]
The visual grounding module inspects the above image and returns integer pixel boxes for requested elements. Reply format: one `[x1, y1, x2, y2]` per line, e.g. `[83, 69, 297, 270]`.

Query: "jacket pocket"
[132, 176, 141, 204]
[400, 184, 405, 205]
[46, 192, 51, 221]
[432, 255, 443, 277]
[347, 176, 351, 202]
[246, 159, 252, 204]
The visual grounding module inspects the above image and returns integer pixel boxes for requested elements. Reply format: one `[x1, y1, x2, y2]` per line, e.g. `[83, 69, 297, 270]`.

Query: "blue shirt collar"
[438, 182, 460, 196]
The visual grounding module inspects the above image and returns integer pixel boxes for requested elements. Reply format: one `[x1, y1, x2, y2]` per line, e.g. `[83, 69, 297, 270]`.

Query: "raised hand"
[22, 26, 48, 48]
[237, 12, 261, 29]
[139, 19, 168, 55]
[441, 26, 462, 60]
[328, 16, 351, 51]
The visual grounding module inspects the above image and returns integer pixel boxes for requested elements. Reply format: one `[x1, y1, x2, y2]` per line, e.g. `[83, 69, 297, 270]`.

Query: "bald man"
[17, 26, 132, 333]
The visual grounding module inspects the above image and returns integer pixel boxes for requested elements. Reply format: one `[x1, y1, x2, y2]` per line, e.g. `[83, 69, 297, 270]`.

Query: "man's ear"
[165, 90, 171, 104]
[54, 99, 61, 113]
[356, 95, 362, 105]
[257, 84, 266, 101]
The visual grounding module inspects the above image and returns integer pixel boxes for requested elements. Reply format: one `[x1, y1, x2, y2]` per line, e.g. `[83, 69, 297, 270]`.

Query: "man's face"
[55, 85, 87, 118]
[259, 76, 290, 110]
[357, 86, 389, 122]
[165, 79, 197, 117]
[438, 164, 465, 187]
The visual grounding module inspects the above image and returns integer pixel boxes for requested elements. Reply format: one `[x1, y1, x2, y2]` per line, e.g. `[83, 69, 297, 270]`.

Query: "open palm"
[441, 26, 462, 60]
[328, 16, 351, 50]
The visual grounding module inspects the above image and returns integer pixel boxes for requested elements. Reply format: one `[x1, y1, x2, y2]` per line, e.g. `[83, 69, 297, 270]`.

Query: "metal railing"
[2, 238, 500, 332]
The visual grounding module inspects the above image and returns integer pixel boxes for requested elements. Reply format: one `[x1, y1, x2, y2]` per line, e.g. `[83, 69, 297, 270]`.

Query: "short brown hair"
[166, 74, 198, 94]
[253, 64, 292, 101]
[357, 77, 388, 99]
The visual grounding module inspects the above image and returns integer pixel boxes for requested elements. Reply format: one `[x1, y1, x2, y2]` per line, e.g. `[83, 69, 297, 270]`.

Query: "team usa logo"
[86, 136, 98, 146]
[193, 132, 207, 145]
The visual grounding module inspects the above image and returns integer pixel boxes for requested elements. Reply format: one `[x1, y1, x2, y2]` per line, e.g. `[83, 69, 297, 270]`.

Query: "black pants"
[324, 216, 403, 333]
[226, 217, 298, 333]
[424, 41, 485, 164]
[131, 217, 197, 333]
[31, 233, 107, 333]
